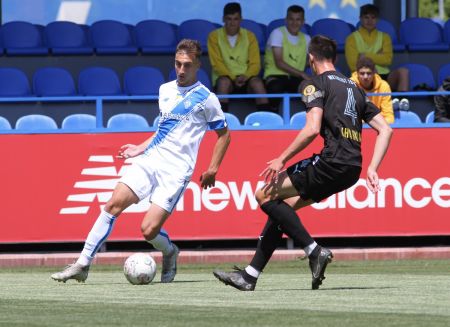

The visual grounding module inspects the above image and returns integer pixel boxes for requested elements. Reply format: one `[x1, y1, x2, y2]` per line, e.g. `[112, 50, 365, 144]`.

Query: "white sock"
[147, 228, 174, 255]
[245, 265, 261, 278]
[304, 241, 318, 257]
[77, 211, 116, 266]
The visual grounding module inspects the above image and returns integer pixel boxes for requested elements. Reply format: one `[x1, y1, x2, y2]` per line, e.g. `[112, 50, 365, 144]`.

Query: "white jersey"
[142, 80, 226, 180]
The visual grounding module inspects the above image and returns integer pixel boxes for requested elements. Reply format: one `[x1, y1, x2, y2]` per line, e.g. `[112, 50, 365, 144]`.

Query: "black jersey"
[300, 70, 380, 167]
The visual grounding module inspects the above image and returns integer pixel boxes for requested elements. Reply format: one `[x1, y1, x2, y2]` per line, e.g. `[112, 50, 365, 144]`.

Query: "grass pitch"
[0, 259, 449, 327]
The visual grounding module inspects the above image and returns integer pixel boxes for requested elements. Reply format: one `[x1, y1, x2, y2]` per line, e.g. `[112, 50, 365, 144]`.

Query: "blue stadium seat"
[241, 19, 266, 51]
[153, 115, 160, 128]
[33, 67, 76, 96]
[0, 67, 31, 97]
[168, 68, 212, 90]
[107, 113, 149, 130]
[178, 19, 217, 52]
[425, 111, 435, 124]
[78, 67, 122, 95]
[90, 20, 138, 54]
[400, 18, 448, 51]
[15, 114, 58, 130]
[224, 112, 241, 129]
[0, 116, 12, 130]
[62, 114, 97, 129]
[1, 21, 48, 55]
[244, 111, 284, 128]
[124, 66, 165, 95]
[391, 110, 422, 126]
[437, 63, 450, 86]
[290, 111, 307, 129]
[267, 18, 311, 36]
[135, 20, 177, 54]
[311, 18, 353, 52]
[399, 63, 436, 91]
[444, 20, 450, 44]
[45, 21, 93, 55]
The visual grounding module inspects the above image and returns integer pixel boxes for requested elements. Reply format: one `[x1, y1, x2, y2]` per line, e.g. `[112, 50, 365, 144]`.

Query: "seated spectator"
[207, 2, 270, 112]
[434, 77, 450, 122]
[264, 5, 310, 109]
[350, 57, 394, 124]
[345, 4, 409, 97]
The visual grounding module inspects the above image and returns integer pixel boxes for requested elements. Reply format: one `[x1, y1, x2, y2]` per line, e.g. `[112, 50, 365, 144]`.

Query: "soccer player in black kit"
[214, 35, 393, 291]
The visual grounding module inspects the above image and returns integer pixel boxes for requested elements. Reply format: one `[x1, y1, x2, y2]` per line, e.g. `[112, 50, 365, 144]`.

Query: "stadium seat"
[267, 18, 311, 36]
[437, 63, 450, 86]
[1, 21, 48, 55]
[107, 113, 149, 130]
[90, 20, 138, 54]
[33, 67, 76, 96]
[78, 67, 122, 95]
[135, 20, 178, 54]
[45, 21, 93, 55]
[425, 111, 435, 124]
[124, 66, 165, 95]
[444, 20, 450, 44]
[62, 114, 97, 130]
[178, 19, 217, 51]
[399, 18, 448, 51]
[15, 114, 58, 130]
[399, 63, 436, 91]
[244, 111, 284, 128]
[224, 112, 241, 129]
[153, 115, 160, 128]
[391, 110, 422, 126]
[290, 111, 307, 129]
[168, 68, 212, 90]
[0, 67, 32, 97]
[0, 116, 12, 130]
[311, 18, 353, 52]
[241, 19, 267, 50]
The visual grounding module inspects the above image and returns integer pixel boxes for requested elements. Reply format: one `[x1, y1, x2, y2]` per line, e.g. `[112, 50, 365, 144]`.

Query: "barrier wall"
[2, 128, 449, 243]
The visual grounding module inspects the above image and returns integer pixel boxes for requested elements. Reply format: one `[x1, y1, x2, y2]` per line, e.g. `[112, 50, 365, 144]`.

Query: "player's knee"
[255, 188, 270, 206]
[104, 199, 126, 216]
[141, 224, 159, 241]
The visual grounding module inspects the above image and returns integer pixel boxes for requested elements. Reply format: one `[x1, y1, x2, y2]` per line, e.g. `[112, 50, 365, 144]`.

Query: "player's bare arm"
[200, 127, 231, 189]
[117, 134, 156, 159]
[366, 112, 393, 193]
[261, 107, 322, 183]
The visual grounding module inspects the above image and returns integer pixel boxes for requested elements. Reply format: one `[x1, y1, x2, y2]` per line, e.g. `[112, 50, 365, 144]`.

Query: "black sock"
[260, 200, 314, 248]
[249, 218, 283, 272]
[242, 271, 257, 283]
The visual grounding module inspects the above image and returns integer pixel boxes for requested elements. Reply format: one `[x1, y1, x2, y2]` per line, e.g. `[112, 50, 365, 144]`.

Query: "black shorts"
[286, 154, 361, 202]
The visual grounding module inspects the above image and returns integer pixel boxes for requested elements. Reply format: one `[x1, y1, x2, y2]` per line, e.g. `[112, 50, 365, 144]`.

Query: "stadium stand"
[391, 110, 422, 126]
[244, 111, 284, 128]
[399, 63, 436, 91]
[224, 112, 241, 129]
[90, 20, 138, 55]
[107, 113, 149, 130]
[444, 19, 450, 44]
[0, 67, 32, 96]
[356, 18, 405, 51]
[135, 20, 178, 54]
[437, 63, 450, 86]
[425, 111, 435, 123]
[0, 116, 12, 130]
[178, 19, 217, 52]
[44, 21, 93, 55]
[399, 18, 448, 52]
[123, 66, 165, 95]
[61, 114, 97, 129]
[1, 21, 48, 55]
[78, 66, 122, 95]
[15, 114, 58, 130]
[240, 19, 267, 50]
[290, 111, 307, 129]
[33, 67, 77, 96]
[311, 18, 354, 52]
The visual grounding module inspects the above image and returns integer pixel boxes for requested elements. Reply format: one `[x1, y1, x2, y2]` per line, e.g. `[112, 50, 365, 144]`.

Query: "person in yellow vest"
[350, 57, 394, 124]
[264, 5, 311, 109]
[345, 4, 409, 95]
[207, 2, 270, 112]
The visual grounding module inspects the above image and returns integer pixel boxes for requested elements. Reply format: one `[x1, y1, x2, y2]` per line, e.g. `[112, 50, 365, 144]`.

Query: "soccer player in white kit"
[51, 39, 231, 284]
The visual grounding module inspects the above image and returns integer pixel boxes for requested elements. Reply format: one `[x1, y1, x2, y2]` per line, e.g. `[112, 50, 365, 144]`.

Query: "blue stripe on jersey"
[208, 119, 226, 130]
[147, 86, 210, 151]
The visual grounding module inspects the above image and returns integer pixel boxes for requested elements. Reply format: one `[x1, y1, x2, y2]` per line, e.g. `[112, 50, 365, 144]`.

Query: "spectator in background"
[263, 5, 311, 110]
[434, 77, 450, 122]
[345, 4, 409, 99]
[208, 2, 270, 112]
[351, 57, 394, 124]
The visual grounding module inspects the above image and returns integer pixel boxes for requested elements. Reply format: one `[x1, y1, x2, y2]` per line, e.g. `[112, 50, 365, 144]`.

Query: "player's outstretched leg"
[308, 247, 333, 290]
[213, 266, 257, 291]
[51, 263, 90, 283]
[161, 244, 179, 283]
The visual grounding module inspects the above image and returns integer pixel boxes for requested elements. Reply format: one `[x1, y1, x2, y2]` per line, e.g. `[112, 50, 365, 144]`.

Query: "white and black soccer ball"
[123, 253, 157, 285]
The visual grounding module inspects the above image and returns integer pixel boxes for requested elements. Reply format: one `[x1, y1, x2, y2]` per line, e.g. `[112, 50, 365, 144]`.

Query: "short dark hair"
[287, 5, 304, 15]
[308, 35, 337, 62]
[223, 2, 241, 16]
[360, 4, 379, 17]
[356, 57, 375, 72]
[176, 39, 202, 60]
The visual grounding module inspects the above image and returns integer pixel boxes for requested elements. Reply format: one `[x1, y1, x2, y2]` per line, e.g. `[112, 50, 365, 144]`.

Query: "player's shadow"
[259, 286, 395, 292]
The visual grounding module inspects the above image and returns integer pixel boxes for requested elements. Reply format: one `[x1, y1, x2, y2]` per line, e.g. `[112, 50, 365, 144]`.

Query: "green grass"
[1, 259, 450, 327]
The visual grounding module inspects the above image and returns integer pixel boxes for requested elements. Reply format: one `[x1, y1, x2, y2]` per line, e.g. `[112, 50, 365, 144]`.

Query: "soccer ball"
[123, 253, 157, 285]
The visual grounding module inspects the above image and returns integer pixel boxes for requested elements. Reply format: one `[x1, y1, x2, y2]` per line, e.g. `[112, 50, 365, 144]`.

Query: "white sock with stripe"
[147, 228, 174, 255]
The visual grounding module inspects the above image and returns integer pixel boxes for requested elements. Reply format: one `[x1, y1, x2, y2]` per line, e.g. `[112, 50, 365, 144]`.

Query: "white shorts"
[119, 160, 189, 213]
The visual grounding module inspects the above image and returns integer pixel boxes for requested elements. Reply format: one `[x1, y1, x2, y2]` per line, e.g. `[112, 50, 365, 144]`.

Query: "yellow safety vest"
[353, 30, 389, 75]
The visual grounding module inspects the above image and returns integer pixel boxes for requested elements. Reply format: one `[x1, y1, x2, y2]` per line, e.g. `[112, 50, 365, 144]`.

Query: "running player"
[213, 35, 392, 290]
[52, 39, 231, 284]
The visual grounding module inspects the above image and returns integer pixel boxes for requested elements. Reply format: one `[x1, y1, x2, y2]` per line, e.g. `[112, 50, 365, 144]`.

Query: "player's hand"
[200, 170, 216, 189]
[117, 144, 142, 159]
[260, 158, 284, 184]
[366, 168, 380, 193]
